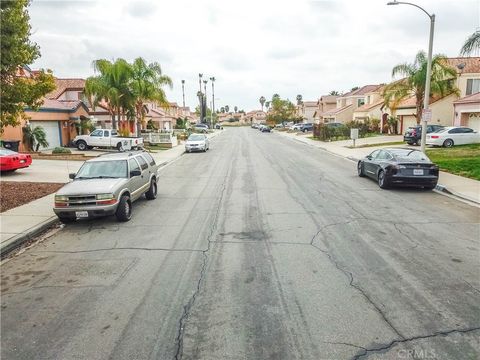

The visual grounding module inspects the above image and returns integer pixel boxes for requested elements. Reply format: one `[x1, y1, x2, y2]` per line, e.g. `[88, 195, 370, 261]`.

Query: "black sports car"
[357, 148, 439, 189]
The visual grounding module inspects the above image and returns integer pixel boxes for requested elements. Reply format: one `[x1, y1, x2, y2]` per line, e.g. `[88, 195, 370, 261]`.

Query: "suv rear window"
[136, 155, 148, 170]
[142, 153, 156, 166]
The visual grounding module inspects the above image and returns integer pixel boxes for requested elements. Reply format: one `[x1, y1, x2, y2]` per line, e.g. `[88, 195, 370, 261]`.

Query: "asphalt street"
[1, 127, 479, 360]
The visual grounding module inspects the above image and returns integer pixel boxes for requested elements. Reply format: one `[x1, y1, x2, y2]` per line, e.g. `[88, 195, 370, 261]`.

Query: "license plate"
[20, 159, 25, 163]
[75, 211, 89, 218]
[413, 169, 424, 176]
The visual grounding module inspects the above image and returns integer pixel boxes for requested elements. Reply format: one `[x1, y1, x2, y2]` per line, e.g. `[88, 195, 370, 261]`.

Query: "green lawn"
[426, 144, 480, 180]
[346, 141, 405, 149]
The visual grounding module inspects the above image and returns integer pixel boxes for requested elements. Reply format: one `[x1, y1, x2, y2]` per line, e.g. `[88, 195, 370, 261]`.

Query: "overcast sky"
[29, 0, 479, 111]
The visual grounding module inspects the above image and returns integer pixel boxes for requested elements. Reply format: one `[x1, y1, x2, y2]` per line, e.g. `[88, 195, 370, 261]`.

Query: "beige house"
[244, 110, 266, 124]
[390, 57, 480, 133]
[453, 92, 480, 131]
[353, 86, 385, 121]
[296, 101, 318, 123]
[313, 95, 338, 123]
[322, 85, 381, 123]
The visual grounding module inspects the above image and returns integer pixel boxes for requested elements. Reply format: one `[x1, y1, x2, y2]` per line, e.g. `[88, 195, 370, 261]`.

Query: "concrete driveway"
[1, 159, 83, 183]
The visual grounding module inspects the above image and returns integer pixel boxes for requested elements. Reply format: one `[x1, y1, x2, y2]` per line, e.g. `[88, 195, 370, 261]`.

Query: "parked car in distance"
[251, 123, 259, 129]
[185, 134, 210, 152]
[300, 123, 314, 132]
[0, 148, 32, 172]
[290, 123, 304, 131]
[73, 129, 144, 151]
[214, 123, 223, 130]
[53, 151, 158, 223]
[259, 125, 271, 132]
[404, 124, 444, 145]
[275, 124, 285, 129]
[194, 124, 209, 133]
[357, 148, 439, 189]
[426, 126, 480, 147]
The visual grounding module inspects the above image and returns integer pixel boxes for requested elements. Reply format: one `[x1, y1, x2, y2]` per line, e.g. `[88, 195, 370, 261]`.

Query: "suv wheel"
[77, 141, 87, 151]
[145, 180, 157, 200]
[116, 195, 132, 221]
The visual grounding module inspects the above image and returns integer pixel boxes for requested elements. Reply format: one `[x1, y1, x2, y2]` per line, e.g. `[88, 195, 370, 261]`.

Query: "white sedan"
[426, 126, 480, 147]
[185, 134, 209, 152]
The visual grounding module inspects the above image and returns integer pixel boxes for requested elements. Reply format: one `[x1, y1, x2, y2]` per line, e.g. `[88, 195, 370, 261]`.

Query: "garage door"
[35, 121, 60, 150]
[467, 114, 480, 132]
[402, 116, 417, 133]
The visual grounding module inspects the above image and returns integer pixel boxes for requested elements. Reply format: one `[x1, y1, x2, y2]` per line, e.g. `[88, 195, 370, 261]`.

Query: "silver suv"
[53, 151, 159, 223]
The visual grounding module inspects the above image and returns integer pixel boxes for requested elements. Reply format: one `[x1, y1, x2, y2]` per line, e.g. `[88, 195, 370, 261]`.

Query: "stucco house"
[453, 92, 480, 131]
[313, 95, 338, 123]
[390, 57, 480, 133]
[322, 85, 381, 123]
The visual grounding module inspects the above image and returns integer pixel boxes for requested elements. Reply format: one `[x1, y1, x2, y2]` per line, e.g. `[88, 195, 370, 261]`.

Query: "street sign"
[422, 109, 432, 122]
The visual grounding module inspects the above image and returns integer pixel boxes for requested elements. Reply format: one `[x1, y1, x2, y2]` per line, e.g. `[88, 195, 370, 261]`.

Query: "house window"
[466, 79, 480, 95]
[357, 98, 365, 107]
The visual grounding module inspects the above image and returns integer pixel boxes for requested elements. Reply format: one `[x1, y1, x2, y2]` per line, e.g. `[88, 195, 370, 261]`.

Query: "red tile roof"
[445, 57, 480, 74]
[47, 78, 86, 99]
[454, 92, 480, 104]
[342, 85, 382, 97]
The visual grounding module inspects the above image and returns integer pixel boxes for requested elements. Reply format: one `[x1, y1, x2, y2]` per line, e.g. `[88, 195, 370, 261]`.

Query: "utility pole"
[198, 73, 203, 124]
[203, 79, 208, 125]
[210, 77, 215, 128]
[181, 80, 185, 108]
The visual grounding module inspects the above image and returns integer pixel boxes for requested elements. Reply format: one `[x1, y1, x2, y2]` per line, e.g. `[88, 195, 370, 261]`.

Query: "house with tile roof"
[2, 77, 93, 151]
[313, 95, 338, 123]
[453, 92, 480, 131]
[322, 85, 382, 124]
[388, 57, 480, 133]
[296, 101, 318, 123]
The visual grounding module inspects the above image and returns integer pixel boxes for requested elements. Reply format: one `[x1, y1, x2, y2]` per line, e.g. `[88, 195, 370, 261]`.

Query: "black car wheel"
[443, 139, 454, 147]
[145, 180, 157, 200]
[377, 170, 389, 189]
[357, 161, 365, 177]
[116, 195, 132, 221]
[116, 142, 124, 152]
[415, 139, 421, 146]
[407, 142, 414, 145]
[77, 141, 87, 151]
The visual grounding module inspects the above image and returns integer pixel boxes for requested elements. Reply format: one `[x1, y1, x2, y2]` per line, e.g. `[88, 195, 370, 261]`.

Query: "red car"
[0, 148, 32, 172]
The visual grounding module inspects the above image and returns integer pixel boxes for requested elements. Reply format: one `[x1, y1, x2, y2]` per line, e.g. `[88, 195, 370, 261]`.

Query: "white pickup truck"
[73, 129, 144, 151]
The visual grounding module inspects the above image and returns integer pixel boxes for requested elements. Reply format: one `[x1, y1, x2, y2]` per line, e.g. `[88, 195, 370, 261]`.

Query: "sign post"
[350, 128, 359, 148]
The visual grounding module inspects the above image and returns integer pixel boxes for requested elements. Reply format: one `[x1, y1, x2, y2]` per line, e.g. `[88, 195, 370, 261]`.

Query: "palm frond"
[460, 30, 480, 56]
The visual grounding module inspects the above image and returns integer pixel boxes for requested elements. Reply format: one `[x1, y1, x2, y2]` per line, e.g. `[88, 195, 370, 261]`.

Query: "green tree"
[460, 30, 480, 56]
[382, 51, 458, 124]
[22, 125, 49, 151]
[329, 90, 340, 96]
[0, 0, 55, 133]
[85, 58, 133, 130]
[266, 95, 297, 124]
[234, 105, 238, 113]
[225, 105, 230, 113]
[130, 57, 172, 134]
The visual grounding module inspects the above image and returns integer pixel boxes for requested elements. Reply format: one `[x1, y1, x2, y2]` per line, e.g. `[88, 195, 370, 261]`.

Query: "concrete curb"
[1, 216, 59, 258]
[274, 131, 480, 206]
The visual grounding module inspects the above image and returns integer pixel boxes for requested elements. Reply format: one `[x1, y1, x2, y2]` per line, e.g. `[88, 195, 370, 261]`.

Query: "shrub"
[118, 128, 130, 137]
[52, 147, 72, 154]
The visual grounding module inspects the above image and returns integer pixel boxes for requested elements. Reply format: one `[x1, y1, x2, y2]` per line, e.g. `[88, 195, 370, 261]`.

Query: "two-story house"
[321, 85, 382, 124]
[297, 101, 318, 123]
[313, 95, 338, 124]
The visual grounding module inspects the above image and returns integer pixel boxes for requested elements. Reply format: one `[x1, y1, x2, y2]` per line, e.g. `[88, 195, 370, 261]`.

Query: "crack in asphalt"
[352, 326, 480, 360]
[309, 223, 405, 340]
[172, 170, 230, 360]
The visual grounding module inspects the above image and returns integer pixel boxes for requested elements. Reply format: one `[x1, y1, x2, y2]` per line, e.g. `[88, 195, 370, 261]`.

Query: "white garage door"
[467, 114, 480, 132]
[35, 121, 60, 150]
[402, 116, 417, 133]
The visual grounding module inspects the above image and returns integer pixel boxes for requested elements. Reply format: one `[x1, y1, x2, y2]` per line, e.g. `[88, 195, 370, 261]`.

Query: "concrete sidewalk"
[0, 130, 224, 256]
[275, 130, 480, 205]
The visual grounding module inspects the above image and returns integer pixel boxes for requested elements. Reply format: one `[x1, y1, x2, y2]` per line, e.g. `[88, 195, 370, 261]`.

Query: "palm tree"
[265, 101, 270, 111]
[86, 58, 133, 130]
[22, 125, 49, 151]
[234, 105, 238, 113]
[259, 96, 266, 111]
[130, 57, 172, 135]
[460, 30, 480, 56]
[272, 94, 280, 100]
[329, 90, 340, 96]
[296, 94, 303, 105]
[225, 105, 230, 113]
[220, 107, 225, 113]
[382, 51, 458, 124]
